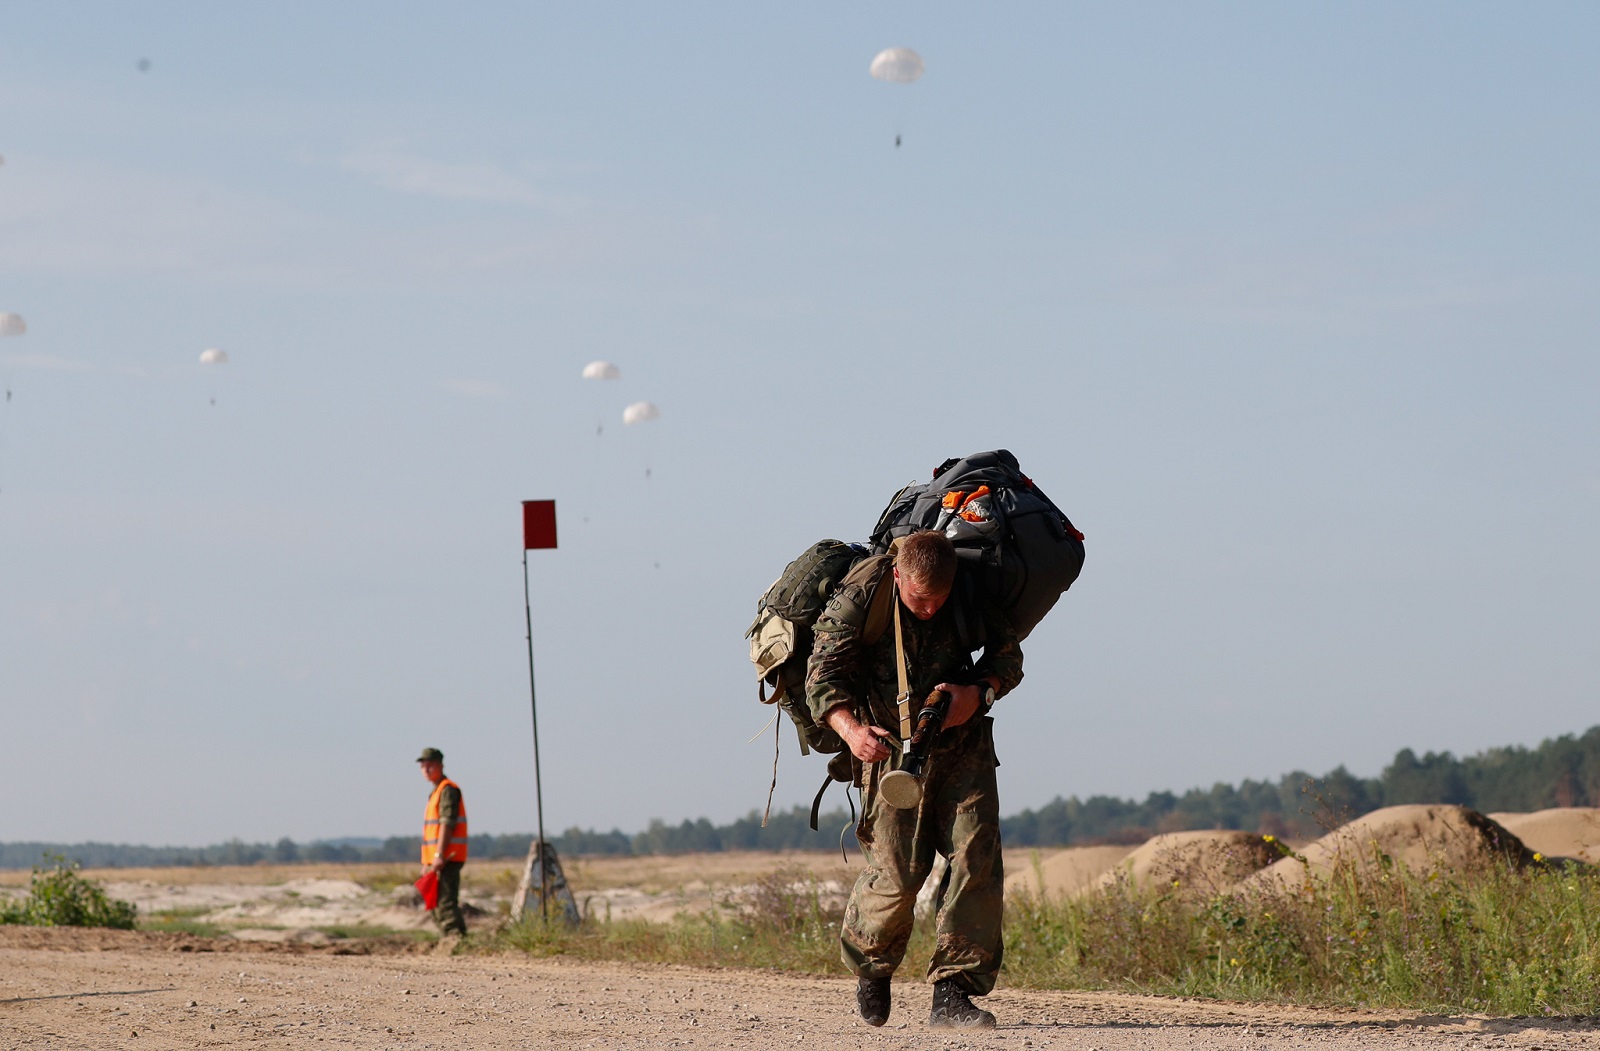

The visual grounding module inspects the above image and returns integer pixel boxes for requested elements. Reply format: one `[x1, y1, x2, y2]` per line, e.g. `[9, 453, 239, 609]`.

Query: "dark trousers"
[433, 861, 467, 935]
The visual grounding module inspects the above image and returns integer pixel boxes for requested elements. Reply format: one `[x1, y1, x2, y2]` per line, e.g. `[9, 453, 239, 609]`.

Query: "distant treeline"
[10, 727, 1600, 869]
[0, 807, 855, 870]
[1002, 725, 1600, 846]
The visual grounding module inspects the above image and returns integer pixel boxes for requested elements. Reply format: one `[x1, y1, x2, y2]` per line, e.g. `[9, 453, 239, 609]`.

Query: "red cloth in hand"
[415, 870, 439, 911]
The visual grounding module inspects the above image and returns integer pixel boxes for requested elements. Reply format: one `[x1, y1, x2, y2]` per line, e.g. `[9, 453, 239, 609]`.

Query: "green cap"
[416, 747, 444, 763]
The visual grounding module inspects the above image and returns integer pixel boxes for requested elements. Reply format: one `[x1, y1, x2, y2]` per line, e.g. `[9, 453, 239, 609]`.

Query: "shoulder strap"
[860, 568, 896, 645]
[893, 580, 913, 741]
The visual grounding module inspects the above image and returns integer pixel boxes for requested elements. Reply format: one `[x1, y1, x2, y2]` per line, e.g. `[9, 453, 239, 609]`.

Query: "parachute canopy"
[870, 47, 924, 84]
[582, 360, 621, 380]
[198, 348, 229, 365]
[622, 401, 660, 426]
[0, 312, 26, 337]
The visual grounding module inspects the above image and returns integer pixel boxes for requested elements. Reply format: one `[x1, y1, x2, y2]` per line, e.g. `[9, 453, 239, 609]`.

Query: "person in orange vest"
[417, 747, 469, 937]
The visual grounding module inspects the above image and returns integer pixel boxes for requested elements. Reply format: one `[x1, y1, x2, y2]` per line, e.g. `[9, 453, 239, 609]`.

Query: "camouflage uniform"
[806, 556, 1023, 994]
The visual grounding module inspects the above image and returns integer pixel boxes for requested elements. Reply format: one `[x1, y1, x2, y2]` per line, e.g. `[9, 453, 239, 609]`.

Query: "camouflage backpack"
[747, 540, 882, 755]
[747, 541, 901, 832]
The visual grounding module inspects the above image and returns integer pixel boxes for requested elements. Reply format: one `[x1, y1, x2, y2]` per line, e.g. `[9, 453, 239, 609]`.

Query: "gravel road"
[3, 931, 1596, 1049]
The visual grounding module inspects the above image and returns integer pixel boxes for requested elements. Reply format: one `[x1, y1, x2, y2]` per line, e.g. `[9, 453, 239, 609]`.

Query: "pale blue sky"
[2, 3, 1597, 846]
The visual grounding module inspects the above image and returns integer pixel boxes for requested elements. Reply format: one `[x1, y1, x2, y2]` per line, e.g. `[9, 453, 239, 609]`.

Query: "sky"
[2, 3, 1597, 847]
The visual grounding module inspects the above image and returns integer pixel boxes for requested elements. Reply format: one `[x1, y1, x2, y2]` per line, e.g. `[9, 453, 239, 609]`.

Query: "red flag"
[415, 870, 439, 910]
[522, 500, 557, 550]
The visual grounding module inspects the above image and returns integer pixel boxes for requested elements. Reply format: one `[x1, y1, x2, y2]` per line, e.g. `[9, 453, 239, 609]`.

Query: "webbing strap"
[762, 706, 780, 828]
[892, 581, 913, 741]
[838, 786, 857, 864]
[809, 772, 830, 832]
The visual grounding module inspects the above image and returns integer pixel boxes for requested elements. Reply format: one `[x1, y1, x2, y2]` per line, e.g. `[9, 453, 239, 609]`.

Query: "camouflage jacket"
[805, 556, 1024, 738]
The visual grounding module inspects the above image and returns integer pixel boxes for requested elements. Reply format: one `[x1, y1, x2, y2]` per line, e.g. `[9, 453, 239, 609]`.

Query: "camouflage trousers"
[841, 717, 1004, 995]
[432, 861, 467, 936]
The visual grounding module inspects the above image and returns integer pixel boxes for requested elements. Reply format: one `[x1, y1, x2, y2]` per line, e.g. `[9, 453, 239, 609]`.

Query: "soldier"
[417, 747, 469, 940]
[807, 530, 1023, 1029]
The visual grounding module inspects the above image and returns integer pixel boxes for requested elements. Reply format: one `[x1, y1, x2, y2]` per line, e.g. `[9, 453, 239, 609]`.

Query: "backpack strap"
[810, 774, 831, 832]
[809, 751, 859, 832]
[860, 569, 896, 645]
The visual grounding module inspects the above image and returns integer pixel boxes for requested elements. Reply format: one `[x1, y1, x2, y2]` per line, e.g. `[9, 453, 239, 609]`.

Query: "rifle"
[878, 689, 951, 810]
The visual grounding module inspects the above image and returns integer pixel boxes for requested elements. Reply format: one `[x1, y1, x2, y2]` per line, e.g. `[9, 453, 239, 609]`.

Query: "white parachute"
[870, 47, 924, 84]
[0, 313, 26, 337]
[199, 348, 229, 365]
[582, 360, 621, 380]
[622, 401, 660, 426]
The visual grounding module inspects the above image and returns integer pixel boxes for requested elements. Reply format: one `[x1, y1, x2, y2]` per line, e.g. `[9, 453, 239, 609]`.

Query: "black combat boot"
[856, 976, 891, 1026]
[928, 978, 996, 1029]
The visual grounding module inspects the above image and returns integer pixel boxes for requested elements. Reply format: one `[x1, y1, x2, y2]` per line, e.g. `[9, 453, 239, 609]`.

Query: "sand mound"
[1244, 805, 1533, 894]
[1488, 808, 1600, 864]
[1092, 831, 1279, 895]
[1004, 845, 1133, 901]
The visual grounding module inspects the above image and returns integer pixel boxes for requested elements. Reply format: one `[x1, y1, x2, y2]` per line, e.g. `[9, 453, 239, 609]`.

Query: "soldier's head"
[893, 531, 956, 621]
[417, 747, 445, 784]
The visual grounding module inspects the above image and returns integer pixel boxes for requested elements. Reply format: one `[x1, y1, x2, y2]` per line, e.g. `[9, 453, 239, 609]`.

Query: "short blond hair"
[895, 531, 957, 592]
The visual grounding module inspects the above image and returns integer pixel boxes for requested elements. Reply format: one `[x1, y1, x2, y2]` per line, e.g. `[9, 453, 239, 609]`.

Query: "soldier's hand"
[825, 704, 894, 764]
[938, 683, 982, 728]
[848, 724, 894, 764]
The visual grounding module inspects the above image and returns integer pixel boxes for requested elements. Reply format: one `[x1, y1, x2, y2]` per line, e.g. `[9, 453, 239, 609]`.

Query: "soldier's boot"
[856, 977, 891, 1027]
[928, 978, 996, 1029]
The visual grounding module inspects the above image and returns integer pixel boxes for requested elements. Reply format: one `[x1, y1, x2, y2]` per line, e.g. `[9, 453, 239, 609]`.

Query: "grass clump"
[1005, 844, 1600, 1015]
[138, 905, 226, 937]
[0, 854, 137, 930]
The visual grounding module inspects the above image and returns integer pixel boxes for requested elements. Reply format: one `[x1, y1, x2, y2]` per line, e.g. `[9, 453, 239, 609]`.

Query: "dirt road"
[3, 932, 1595, 1049]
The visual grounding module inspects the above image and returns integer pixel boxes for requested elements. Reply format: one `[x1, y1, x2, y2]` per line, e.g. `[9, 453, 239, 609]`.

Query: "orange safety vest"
[422, 778, 469, 865]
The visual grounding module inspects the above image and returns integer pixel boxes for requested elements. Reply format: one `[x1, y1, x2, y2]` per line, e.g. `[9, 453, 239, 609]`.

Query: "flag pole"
[521, 547, 549, 923]
[519, 500, 558, 924]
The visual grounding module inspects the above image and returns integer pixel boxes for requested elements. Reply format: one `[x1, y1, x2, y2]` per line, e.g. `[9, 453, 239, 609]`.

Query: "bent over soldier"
[806, 530, 1023, 1029]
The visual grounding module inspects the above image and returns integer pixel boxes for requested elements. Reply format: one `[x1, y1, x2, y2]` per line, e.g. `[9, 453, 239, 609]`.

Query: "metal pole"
[522, 549, 549, 923]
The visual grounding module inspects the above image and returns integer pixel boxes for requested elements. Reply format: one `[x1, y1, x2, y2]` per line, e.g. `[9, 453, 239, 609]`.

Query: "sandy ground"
[4, 931, 1598, 1050]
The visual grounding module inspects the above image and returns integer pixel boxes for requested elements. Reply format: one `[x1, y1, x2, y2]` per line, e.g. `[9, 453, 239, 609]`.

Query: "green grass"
[0, 855, 137, 930]
[486, 853, 1600, 1017]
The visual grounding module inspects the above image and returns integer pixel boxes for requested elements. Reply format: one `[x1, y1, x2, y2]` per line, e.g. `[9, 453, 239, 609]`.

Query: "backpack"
[868, 449, 1084, 642]
[747, 541, 898, 833]
[746, 540, 868, 757]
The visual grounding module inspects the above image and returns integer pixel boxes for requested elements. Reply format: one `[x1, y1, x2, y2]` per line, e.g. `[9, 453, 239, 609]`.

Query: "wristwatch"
[979, 683, 997, 715]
